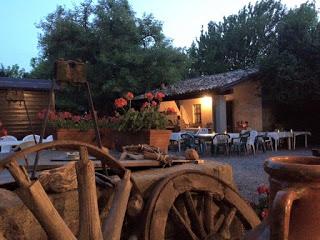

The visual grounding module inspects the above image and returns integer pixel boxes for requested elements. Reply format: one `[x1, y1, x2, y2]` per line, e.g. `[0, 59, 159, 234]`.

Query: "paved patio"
[200, 148, 312, 201]
[0, 148, 314, 202]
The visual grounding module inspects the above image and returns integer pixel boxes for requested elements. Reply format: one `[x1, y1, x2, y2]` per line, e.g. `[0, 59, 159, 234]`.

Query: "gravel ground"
[200, 148, 312, 202]
[0, 147, 313, 202]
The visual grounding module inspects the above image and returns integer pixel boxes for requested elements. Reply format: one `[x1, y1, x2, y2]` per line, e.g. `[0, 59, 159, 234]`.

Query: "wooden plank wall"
[0, 90, 53, 139]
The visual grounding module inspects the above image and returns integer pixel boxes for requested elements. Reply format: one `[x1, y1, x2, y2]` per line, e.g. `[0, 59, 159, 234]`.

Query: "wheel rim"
[143, 170, 260, 240]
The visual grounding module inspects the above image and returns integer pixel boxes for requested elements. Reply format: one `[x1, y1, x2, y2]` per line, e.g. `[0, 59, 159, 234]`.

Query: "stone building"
[146, 69, 275, 133]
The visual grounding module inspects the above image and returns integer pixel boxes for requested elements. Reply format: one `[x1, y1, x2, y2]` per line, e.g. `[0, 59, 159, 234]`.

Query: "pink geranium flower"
[114, 98, 128, 108]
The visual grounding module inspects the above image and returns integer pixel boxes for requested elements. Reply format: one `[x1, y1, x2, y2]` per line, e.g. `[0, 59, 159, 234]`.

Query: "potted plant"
[37, 110, 102, 145]
[37, 91, 172, 152]
[112, 91, 172, 153]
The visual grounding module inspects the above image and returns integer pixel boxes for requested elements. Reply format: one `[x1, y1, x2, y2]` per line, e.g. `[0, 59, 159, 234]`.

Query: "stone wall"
[232, 81, 263, 131]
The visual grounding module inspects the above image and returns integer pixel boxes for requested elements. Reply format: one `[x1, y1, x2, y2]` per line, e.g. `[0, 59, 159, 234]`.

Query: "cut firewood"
[39, 162, 77, 193]
[185, 149, 200, 160]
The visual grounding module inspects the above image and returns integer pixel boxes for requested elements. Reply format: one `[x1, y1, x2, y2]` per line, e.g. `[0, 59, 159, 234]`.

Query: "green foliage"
[260, 2, 320, 104]
[30, 0, 189, 113]
[189, 0, 284, 76]
[190, 0, 320, 108]
[0, 64, 28, 78]
[115, 107, 168, 132]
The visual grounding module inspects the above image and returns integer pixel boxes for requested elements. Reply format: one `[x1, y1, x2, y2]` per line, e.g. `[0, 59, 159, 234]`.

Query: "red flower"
[63, 112, 72, 119]
[145, 92, 154, 101]
[166, 107, 176, 114]
[257, 185, 269, 195]
[151, 101, 157, 107]
[58, 111, 72, 120]
[72, 115, 81, 123]
[261, 209, 269, 219]
[83, 113, 92, 121]
[37, 111, 45, 120]
[47, 110, 57, 121]
[141, 102, 150, 109]
[0, 128, 8, 136]
[125, 92, 134, 101]
[114, 98, 128, 108]
[155, 92, 165, 101]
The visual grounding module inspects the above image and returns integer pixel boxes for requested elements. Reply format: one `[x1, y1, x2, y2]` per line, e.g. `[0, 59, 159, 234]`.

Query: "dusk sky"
[0, 0, 318, 71]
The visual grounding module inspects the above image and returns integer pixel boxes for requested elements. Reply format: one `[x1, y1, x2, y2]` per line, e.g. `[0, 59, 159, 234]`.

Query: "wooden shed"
[0, 77, 54, 139]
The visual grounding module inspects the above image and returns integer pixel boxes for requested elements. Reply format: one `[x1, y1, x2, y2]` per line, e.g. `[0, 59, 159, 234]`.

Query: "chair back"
[195, 128, 209, 135]
[0, 135, 19, 153]
[239, 131, 250, 143]
[248, 130, 258, 145]
[0, 135, 18, 141]
[45, 135, 54, 141]
[181, 132, 196, 148]
[213, 134, 230, 144]
[22, 134, 40, 143]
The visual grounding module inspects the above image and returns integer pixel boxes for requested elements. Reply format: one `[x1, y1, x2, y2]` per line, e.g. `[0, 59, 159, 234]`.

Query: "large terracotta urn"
[247, 156, 320, 240]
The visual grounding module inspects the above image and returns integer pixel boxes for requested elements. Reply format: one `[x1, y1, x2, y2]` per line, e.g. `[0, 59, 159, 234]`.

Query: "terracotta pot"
[113, 129, 172, 153]
[247, 156, 320, 240]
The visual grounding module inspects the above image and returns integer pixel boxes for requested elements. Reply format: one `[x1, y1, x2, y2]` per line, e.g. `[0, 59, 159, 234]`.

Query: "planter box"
[55, 129, 97, 145]
[113, 129, 172, 153]
[55, 128, 172, 153]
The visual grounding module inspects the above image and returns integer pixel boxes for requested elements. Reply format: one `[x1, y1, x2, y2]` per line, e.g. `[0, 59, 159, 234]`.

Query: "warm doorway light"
[201, 95, 212, 109]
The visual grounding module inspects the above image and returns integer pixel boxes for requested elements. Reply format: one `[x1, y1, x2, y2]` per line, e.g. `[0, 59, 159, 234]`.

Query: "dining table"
[170, 130, 311, 153]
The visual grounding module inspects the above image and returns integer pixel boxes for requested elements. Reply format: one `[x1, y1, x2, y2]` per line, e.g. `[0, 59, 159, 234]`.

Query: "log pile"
[120, 144, 201, 167]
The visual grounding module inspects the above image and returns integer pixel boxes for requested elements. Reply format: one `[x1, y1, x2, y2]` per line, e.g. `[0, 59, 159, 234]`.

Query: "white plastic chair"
[22, 134, 41, 143]
[248, 130, 258, 154]
[45, 135, 54, 142]
[0, 135, 19, 153]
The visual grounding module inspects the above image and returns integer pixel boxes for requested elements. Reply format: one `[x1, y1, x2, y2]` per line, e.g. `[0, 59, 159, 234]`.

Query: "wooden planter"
[55, 129, 172, 153]
[113, 129, 172, 153]
[55, 129, 97, 145]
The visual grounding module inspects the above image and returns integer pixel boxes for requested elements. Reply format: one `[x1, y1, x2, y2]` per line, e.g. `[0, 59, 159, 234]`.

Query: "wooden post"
[32, 80, 55, 178]
[76, 146, 103, 240]
[102, 170, 132, 240]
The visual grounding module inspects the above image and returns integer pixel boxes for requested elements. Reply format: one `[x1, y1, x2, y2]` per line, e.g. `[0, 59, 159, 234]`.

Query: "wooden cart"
[0, 140, 260, 240]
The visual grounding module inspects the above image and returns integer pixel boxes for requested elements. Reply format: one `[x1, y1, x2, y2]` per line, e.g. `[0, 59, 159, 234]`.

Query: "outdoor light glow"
[201, 96, 212, 109]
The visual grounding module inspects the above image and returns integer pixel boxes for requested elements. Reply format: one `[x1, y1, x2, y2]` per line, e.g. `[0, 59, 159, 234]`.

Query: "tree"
[189, 0, 284, 76]
[0, 64, 28, 78]
[30, 0, 189, 113]
[260, 2, 320, 104]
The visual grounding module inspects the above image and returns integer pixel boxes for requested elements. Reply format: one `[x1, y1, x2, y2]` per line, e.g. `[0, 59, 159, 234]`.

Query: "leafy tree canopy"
[0, 64, 28, 78]
[190, 0, 320, 105]
[189, 0, 285, 76]
[30, 0, 189, 113]
[260, 2, 320, 104]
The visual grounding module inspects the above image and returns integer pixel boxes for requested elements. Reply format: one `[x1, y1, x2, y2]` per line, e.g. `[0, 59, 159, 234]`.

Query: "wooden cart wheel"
[0, 140, 131, 240]
[143, 170, 260, 240]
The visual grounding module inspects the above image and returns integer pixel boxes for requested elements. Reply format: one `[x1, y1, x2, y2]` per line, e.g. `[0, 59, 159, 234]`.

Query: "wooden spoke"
[183, 191, 207, 239]
[171, 205, 199, 240]
[219, 207, 237, 239]
[142, 171, 260, 240]
[76, 146, 103, 240]
[204, 192, 214, 234]
[214, 214, 225, 233]
[7, 160, 31, 187]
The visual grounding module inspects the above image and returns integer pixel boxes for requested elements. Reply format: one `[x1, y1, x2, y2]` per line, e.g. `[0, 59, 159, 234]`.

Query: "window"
[193, 104, 201, 124]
